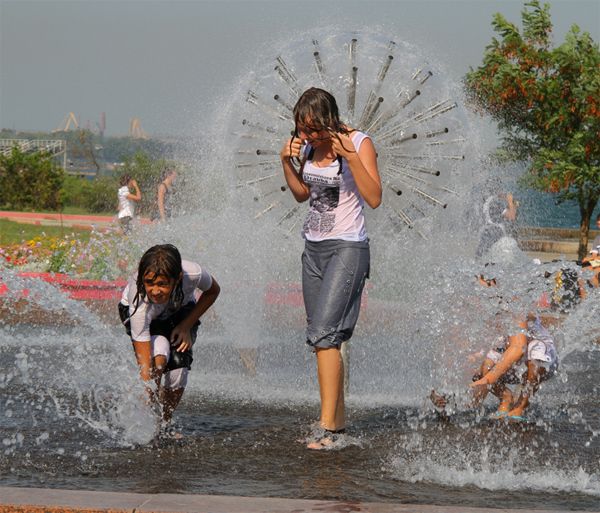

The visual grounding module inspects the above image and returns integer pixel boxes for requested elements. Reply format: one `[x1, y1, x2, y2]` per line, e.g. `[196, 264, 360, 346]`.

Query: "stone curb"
[0, 487, 584, 513]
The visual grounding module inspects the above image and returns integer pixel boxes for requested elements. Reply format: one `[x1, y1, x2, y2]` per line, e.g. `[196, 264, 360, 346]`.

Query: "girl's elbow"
[294, 191, 310, 203]
[211, 280, 221, 296]
[367, 193, 382, 209]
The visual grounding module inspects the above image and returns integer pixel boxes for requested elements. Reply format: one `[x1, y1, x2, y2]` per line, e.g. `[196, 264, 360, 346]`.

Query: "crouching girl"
[469, 313, 558, 420]
[119, 244, 220, 424]
[431, 312, 558, 421]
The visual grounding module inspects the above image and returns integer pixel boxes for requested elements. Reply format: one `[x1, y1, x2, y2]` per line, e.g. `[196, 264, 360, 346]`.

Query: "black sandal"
[306, 428, 346, 450]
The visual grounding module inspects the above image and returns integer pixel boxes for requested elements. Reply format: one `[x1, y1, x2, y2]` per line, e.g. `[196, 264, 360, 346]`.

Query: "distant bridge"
[0, 138, 68, 170]
[0, 138, 65, 157]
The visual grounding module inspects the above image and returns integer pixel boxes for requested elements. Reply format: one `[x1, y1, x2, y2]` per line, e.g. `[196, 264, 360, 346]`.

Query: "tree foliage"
[0, 146, 64, 211]
[465, 0, 600, 258]
[0, 128, 179, 215]
[60, 151, 175, 215]
[61, 175, 117, 213]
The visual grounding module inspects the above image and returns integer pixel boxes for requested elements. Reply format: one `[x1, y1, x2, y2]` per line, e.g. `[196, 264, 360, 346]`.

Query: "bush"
[61, 150, 179, 215]
[61, 175, 118, 213]
[0, 147, 64, 211]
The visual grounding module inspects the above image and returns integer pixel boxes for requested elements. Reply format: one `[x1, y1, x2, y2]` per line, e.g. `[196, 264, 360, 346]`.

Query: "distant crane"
[129, 117, 147, 139]
[53, 112, 79, 132]
[97, 112, 106, 138]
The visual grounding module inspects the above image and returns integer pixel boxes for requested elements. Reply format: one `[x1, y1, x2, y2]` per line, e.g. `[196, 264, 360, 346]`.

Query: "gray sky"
[1, 0, 598, 136]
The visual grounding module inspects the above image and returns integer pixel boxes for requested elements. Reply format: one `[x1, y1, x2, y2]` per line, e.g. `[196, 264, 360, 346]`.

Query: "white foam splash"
[390, 453, 600, 496]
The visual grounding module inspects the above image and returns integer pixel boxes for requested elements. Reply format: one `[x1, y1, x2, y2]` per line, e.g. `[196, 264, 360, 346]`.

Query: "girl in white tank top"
[280, 87, 382, 449]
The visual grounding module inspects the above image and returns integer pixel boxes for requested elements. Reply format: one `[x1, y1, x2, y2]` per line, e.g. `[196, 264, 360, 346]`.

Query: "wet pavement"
[0, 486, 588, 513]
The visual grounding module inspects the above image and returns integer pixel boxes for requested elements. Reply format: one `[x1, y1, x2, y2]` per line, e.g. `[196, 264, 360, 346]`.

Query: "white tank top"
[301, 131, 369, 242]
[117, 186, 135, 219]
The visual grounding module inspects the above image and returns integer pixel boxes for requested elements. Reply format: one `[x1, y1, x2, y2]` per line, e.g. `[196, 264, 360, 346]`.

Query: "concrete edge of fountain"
[0, 486, 585, 513]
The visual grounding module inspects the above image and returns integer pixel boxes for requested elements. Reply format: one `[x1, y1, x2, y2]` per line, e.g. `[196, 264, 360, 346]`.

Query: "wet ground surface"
[1, 324, 599, 511]
[1, 389, 599, 511]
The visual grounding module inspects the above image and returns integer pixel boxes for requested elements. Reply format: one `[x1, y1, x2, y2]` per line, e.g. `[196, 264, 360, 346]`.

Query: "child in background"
[117, 175, 141, 235]
[153, 168, 177, 222]
[431, 273, 559, 421]
[119, 244, 220, 427]
[580, 215, 600, 288]
[468, 311, 558, 420]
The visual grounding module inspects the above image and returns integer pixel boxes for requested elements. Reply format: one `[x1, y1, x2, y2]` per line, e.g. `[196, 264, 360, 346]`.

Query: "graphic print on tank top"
[302, 165, 341, 235]
[300, 131, 368, 242]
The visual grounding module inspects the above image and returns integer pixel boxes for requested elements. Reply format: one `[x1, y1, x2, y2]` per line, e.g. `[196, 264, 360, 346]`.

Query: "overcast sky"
[1, 0, 598, 136]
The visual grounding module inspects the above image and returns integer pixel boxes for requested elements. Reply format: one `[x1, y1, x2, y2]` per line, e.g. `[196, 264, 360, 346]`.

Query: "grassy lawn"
[0, 219, 91, 245]
[1, 207, 114, 216]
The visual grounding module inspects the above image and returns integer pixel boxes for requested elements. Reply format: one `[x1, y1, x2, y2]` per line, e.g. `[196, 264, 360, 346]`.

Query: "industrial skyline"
[1, 0, 598, 136]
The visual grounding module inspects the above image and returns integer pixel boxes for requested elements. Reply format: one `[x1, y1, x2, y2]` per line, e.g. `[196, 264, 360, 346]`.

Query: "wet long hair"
[291, 87, 354, 173]
[160, 167, 177, 182]
[131, 244, 184, 314]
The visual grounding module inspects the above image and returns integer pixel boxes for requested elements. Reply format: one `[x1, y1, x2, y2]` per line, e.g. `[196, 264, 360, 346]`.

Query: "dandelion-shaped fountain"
[229, 31, 471, 240]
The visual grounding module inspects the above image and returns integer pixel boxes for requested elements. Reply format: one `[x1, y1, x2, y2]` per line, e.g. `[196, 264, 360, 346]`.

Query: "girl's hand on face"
[329, 131, 356, 159]
[280, 137, 304, 160]
[171, 324, 192, 352]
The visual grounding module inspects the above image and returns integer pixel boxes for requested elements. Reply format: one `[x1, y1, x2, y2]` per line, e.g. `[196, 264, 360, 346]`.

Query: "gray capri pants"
[302, 239, 370, 349]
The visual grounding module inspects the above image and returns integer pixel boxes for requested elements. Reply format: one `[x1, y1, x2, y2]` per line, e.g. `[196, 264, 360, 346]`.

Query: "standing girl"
[154, 168, 177, 222]
[280, 87, 382, 449]
[117, 174, 141, 235]
[119, 244, 220, 426]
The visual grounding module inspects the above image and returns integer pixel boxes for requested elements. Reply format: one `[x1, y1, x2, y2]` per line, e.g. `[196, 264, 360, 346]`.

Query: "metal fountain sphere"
[230, 30, 471, 239]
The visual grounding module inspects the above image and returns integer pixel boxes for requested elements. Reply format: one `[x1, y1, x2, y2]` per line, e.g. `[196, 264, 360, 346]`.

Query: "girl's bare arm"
[331, 133, 381, 208]
[280, 137, 310, 202]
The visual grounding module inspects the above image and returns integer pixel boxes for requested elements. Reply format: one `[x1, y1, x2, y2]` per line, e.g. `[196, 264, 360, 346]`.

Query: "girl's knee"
[163, 368, 189, 390]
[481, 358, 495, 374]
[154, 354, 168, 373]
[152, 334, 171, 359]
[527, 362, 546, 384]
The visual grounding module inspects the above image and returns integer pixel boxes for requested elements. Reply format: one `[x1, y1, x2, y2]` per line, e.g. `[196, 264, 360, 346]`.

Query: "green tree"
[0, 146, 64, 211]
[60, 150, 179, 215]
[61, 175, 118, 213]
[465, 0, 600, 259]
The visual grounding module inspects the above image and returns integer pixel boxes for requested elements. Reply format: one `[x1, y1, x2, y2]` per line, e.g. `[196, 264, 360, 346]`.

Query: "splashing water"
[1, 28, 599, 508]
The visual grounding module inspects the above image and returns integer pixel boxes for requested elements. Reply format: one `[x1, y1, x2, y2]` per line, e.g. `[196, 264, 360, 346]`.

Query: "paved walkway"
[0, 210, 150, 230]
[0, 486, 585, 513]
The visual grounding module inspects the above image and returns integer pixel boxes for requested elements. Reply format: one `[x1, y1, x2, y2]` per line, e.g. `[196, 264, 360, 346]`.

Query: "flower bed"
[0, 272, 127, 300]
[0, 231, 132, 281]
[0, 233, 130, 325]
